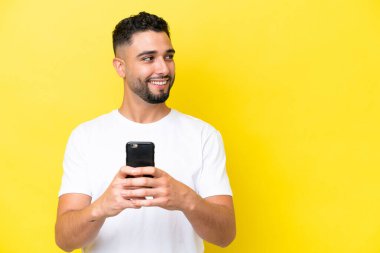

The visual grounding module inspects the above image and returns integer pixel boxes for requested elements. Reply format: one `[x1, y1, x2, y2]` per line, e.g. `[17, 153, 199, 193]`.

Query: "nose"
[155, 57, 170, 76]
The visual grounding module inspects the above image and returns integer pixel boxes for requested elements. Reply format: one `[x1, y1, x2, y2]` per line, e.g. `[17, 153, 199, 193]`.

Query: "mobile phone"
[126, 141, 155, 178]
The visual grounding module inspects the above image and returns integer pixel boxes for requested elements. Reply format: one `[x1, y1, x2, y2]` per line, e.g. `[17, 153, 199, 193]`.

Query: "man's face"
[118, 31, 175, 104]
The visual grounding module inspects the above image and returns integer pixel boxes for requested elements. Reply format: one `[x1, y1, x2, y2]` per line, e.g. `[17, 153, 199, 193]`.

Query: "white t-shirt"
[59, 109, 232, 253]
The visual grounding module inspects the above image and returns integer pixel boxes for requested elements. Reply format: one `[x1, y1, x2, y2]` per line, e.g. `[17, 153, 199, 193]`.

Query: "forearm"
[55, 167, 142, 251]
[55, 204, 105, 252]
[183, 194, 236, 247]
[121, 167, 236, 246]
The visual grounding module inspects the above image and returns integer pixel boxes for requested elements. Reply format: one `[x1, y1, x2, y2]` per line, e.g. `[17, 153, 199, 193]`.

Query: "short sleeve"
[58, 125, 92, 197]
[196, 126, 232, 198]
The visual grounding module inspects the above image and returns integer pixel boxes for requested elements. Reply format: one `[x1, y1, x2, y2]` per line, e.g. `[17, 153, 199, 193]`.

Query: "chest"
[86, 131, 203, 200]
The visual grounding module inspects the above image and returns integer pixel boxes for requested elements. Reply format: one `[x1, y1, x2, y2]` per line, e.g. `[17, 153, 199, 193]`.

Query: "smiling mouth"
[149, 80, 168, 86]
[147, 77, 171, 86]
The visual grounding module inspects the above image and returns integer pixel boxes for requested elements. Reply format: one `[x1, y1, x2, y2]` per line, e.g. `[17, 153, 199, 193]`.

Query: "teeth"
[150, 80, 167, 86]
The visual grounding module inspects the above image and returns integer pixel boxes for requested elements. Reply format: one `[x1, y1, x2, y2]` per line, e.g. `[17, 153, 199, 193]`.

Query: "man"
[55, 12, 235, 253]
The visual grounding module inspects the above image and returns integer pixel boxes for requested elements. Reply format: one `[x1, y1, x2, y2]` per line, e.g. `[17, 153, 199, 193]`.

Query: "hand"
[123, 166, 198, 211]
[92, 166, 143, 219]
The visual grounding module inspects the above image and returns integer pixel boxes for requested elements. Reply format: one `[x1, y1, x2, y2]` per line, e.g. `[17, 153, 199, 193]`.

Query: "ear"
[113, 57, 126, 78]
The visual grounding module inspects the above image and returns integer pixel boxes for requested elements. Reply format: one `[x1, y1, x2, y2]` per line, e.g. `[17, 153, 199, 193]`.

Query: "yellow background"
[1, 0, 379, 252]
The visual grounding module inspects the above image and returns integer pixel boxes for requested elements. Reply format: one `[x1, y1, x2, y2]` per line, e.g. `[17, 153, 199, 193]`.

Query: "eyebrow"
[136, 49, 176, 58]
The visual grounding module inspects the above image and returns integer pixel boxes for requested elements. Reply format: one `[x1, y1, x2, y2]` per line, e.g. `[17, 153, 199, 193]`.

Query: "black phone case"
[126, 141, 155, 167]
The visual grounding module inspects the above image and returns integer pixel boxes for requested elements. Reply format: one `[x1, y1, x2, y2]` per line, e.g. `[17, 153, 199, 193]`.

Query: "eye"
[165, 54, 174, 61]
[142, 56, 154, 62]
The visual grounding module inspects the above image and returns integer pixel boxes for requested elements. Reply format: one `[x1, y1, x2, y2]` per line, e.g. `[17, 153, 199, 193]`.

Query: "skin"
[55, 31, 236, 252]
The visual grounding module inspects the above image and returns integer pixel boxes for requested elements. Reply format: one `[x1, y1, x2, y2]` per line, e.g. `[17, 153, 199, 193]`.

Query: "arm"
[55, 194, 105, 252]
[183, 194, 235, 247]
[125, 167, 236, 247]
[55, 167, 142, 252]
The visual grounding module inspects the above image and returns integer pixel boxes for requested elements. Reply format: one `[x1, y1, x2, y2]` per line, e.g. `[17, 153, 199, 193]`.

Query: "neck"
[118, 97, 171, 124]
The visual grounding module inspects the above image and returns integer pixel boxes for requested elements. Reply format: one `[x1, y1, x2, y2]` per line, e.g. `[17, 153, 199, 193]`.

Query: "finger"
[122, 176, 158, 188]
[135, 166, 165, 178]
[121, 188, 158, 199]
[131, 197, 167, 208]
[120, 199, 142, 209]
[125, 166, 154, 177]
[117, 166, 136, 179]
[121, 195, 146, 201]
[119, 166, 149, 178]
[110, 197, 142, 211]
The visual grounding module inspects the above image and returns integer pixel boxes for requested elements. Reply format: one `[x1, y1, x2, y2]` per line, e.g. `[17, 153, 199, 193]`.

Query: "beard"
[128, 75, 175, 104]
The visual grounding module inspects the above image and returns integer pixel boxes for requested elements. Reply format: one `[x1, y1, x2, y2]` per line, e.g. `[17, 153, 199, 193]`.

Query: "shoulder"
[171, 110, 220, 137]
[69, 110, 118, 138]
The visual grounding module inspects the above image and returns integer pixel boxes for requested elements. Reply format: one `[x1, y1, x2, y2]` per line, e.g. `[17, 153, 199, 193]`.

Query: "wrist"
[182, 189, 202, 214]
[89, 200, 106, 222]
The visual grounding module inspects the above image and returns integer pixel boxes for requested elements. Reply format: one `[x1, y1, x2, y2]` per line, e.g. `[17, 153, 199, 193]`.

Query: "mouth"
[147, 77, 171, 87]
[149, 80, 168, 86]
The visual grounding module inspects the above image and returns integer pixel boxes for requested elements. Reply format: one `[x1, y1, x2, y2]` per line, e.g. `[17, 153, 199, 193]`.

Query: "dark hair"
[112, 12, 170, 54]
